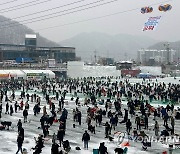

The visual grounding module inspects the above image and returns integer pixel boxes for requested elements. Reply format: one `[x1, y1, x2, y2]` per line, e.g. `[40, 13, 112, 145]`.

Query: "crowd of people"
[0, 77, 179, 154]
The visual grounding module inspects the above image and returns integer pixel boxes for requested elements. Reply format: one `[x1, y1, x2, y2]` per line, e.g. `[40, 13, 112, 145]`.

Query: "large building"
[0, 35, 76, 63]
[0, 44, 76, 63]
[137, 49, 177, 64]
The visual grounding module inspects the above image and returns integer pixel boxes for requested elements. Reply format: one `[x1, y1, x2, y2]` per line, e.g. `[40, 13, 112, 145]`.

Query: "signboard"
[143, 16, 161, 31]
[48, 59, 56, 68]
[27, 73, 42, 77]
[0, 74, 10, 78]
[26, 73, 48, 78]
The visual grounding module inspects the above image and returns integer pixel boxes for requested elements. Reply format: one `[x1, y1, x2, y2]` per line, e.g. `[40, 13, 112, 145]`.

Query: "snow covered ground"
[0, 77, 179, 154]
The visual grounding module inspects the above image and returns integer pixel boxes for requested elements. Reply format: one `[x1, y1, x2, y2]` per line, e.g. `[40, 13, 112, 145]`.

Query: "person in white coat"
[91, 118, 96, 134]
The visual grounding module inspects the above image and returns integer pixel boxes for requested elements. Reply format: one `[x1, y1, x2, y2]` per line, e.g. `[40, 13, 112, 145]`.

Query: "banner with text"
[143, 16, 161, 31]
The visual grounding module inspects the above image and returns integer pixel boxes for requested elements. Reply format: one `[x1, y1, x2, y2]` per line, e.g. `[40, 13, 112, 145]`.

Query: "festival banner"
[143, 16, 161, 31]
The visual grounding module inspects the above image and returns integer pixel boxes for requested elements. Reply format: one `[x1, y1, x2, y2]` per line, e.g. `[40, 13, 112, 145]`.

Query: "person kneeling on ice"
[142, 139, 151, 151]
[142, 140, 148, 151]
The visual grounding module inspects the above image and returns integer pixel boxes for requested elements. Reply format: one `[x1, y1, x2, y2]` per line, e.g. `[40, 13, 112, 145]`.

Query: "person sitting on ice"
[142, 139, 148, 151]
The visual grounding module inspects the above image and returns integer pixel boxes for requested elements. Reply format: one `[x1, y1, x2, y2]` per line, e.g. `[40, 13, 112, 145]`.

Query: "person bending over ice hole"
[51, 142, 59, 154]
[32, 135, 44, 154]
[99, 142, 108, 154]
[63, 140, 71, 153]
[142, 139, 151, 151]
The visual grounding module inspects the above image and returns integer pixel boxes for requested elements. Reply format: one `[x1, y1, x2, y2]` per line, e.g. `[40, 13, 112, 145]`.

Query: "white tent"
[10, 70, 25, 79]
[3, 70, 25, 79]
[41, 70, 55, 79]
[67, 61, 84, 78]
[0, 70, 55, 80]
[136, 66, 162, 76]
[67, 61, 121, 78]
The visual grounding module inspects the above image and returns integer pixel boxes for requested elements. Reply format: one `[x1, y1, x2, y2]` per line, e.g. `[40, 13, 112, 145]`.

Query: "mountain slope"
[59, 32, 158, 61]
[148, 41, 180, 50]
[0, 15, 59, 47]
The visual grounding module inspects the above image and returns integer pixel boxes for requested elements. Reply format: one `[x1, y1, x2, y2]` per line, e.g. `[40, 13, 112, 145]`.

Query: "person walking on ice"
[82, 130, 90, 150]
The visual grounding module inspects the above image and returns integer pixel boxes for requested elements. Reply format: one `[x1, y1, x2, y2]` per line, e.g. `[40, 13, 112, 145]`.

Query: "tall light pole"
[164, 43, 170, 64]
[94, 50, 97, 65]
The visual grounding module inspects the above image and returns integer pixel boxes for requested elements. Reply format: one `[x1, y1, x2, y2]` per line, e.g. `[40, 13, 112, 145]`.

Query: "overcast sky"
[0, 0, 179, 42]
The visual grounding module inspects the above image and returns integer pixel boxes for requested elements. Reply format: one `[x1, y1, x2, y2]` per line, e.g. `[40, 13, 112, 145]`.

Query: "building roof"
[0, 43, 75, 50]
[118, 61, 133, 64]
[25, 34, 37, 39]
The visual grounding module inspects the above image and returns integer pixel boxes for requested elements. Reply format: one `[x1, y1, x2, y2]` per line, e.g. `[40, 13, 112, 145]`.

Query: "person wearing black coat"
[17, 119, 22, 132]
[52, 103, 55, 112]
[23, 109, 28, 123]
[51, 143, 59, 154]
[57, 128, 65, 147]
[135, 115, 141, 130]
[19, 127, 24, 142]
[154, 109, 158, 120]
[119, 109, 128, 124]
[82, 130, 90, 150]
[16, 135, 24, 154]
[58, 100, 62, 111]
[56, 92, 59, 100]
[33, 135, 44, 154]
[43, 125, 50, 138]
[5, 102, 9, 114]
[126, 119, 132, 135]
[77, 111, 82, 125]
[14, 101, 19, 113]
[40, 116, 45, 129]
[105, 122, 111, 138]
[12, 92, 15, 100]
[99, 142, 108, 154]
[97, 113, 102, 126]
[0, 104, 2, 118]
[33, 104, 39, 116]
[10, 105, 14, 116]
[144, 114, 149, 130]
